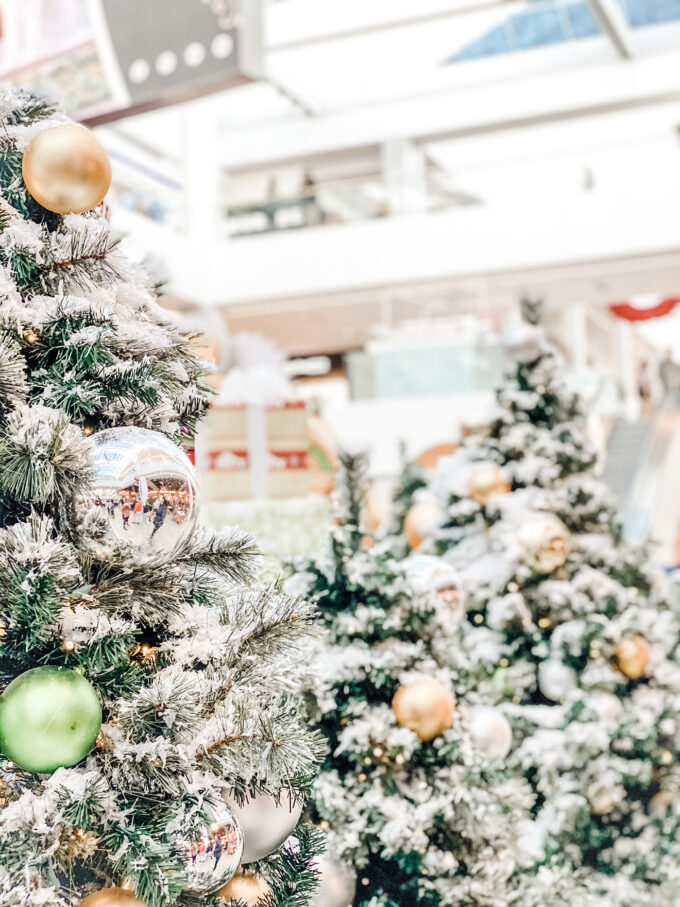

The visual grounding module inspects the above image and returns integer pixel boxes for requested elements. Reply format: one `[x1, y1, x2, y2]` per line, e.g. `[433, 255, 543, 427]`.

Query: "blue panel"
[512, 6, 565, 48]
[455, 25, 512, 60]
[445, 1, 603, 64]
[567, 2, 601, 37]
[620, 0, 680, 27]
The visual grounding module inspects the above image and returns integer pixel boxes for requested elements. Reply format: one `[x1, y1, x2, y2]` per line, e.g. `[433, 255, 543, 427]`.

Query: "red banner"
[609, 297, 680, 322]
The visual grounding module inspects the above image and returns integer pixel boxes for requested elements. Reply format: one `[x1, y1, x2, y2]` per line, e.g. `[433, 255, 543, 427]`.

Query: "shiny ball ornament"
[79, 890, 145, 907]
[649, 790, 675, 818]
[312, 856, 357, 907]
[538, 660, 577, 702]
[616, 635, 650, 679]
[404, 498, 440, 550]
[469, 465, 510, 507]
[222, 789, 303, 863]
[0, 666, 101, 773]
[22, 124, 112, 215]
[468, 706, 513, 760]
[217, 872, 272, 905]
[517, 513, 570, 573]
[402, 554, 465, 620]
[170, 804, 243, 894]
[76, 427, 199, 565]
[392, 678, 455, 742]
[588, 691, 622, 722]
[502, 322, 543, 364]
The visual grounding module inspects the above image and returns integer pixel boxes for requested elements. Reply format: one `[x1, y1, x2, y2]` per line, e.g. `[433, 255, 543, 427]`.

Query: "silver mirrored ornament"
[312, 855, 357, 907]
[172, 804, 244, 894]
[222, 789, 303, 863]
[76, 427, 198, 564]
[402, 555, 465, 622]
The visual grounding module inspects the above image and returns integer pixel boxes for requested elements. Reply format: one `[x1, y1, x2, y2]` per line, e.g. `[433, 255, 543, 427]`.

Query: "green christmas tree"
[290, 453, 622, 906]
[0, 88, 322, 907]
[391, 301, 680, 903]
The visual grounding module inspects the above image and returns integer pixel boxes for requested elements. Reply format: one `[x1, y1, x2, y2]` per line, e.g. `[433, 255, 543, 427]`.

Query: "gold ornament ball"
[469, 465, 510, 507]
[79, 889, 145, 907]
[217, 873, 272, 905]
[23, 124, 112, 215]
[392, 678, 455, 742]
[517, 512, 570, 573]
[616, 635, 649, 679]
[404, 499, 440, 550]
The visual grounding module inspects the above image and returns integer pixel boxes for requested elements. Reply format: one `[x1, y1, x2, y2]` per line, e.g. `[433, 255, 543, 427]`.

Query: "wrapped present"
[198, 402, 311, 499]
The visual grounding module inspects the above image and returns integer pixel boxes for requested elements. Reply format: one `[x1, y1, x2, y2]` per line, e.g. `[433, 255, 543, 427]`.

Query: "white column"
[614, 319, 639, 420]
[562, 301, 588, 372]
[181, 97, 227, 303]
[380, 138, 427, 216]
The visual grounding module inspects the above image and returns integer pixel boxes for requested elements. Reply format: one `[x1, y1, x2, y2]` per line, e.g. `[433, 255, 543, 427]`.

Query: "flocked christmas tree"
[395, 299, 680, 903]
[290, 452, 615, 907]
[0, 87, 323, 907]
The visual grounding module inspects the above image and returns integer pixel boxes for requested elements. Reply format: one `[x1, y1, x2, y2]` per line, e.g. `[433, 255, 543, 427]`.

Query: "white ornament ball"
[312, 855, 357, 907]
[502, 322, 543, 364]
[588, 691, 622, 722]
[402, 555, 465, 621]
[76, 426, 199, 565]
[538, 660, 577, 702]
[468, 706, 513, 760]
[222, 790, 303, 863]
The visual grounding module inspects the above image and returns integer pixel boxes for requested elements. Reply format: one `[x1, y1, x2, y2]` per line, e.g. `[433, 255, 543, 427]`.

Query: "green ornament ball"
[0, 666, 102, 773]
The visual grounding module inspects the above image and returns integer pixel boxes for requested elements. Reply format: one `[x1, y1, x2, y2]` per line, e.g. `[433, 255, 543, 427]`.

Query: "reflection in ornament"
[468, 706, 513, 760]
[392, 678, 455, 742]
[170, 805, 243, 894]
[22, 124, 111, 215]
[0, 666, 101, 773]
[76, 427, 198, 564]
[402, 554, 465, 620]
[79, 889, 145, 907]
[311, 856, 357, 907]
[222, 789, 303, 863]
[517, 513, 570, 573]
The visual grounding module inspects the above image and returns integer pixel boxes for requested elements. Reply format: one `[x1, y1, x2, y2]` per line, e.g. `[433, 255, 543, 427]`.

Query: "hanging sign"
[609, 298, 680, 322]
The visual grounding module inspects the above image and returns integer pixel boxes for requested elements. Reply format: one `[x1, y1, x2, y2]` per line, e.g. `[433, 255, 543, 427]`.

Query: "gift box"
[197, 401, 311, 500]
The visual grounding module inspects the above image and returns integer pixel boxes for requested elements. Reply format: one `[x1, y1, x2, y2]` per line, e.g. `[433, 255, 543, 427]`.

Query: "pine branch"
[177, 527, 259, 584]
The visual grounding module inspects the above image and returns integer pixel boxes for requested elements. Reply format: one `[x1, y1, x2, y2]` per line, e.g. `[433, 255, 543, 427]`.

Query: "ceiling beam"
[265, 0, 523, 50]
[219, 48, 680, 170]
[586, 0, 635, 58]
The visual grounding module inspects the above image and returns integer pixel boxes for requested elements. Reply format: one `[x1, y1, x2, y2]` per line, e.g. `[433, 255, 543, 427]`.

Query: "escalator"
[603, 408, 680, 562]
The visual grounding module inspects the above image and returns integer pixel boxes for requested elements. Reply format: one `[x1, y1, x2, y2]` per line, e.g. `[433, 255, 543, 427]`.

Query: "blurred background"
[4, 0, 680, 564]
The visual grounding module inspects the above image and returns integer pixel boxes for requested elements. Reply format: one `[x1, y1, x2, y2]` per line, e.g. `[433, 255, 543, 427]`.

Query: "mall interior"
[3, 2, 680, 906]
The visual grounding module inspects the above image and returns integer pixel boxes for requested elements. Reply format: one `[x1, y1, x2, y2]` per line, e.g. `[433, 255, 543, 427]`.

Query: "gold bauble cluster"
[469, 465, 510, 506]
[217, 872, 272, 905]
[392, 678, 455, 741]
[22, 124, 111, 215]
[616, 635, 649, 679]
[404, 500, 440, 550]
